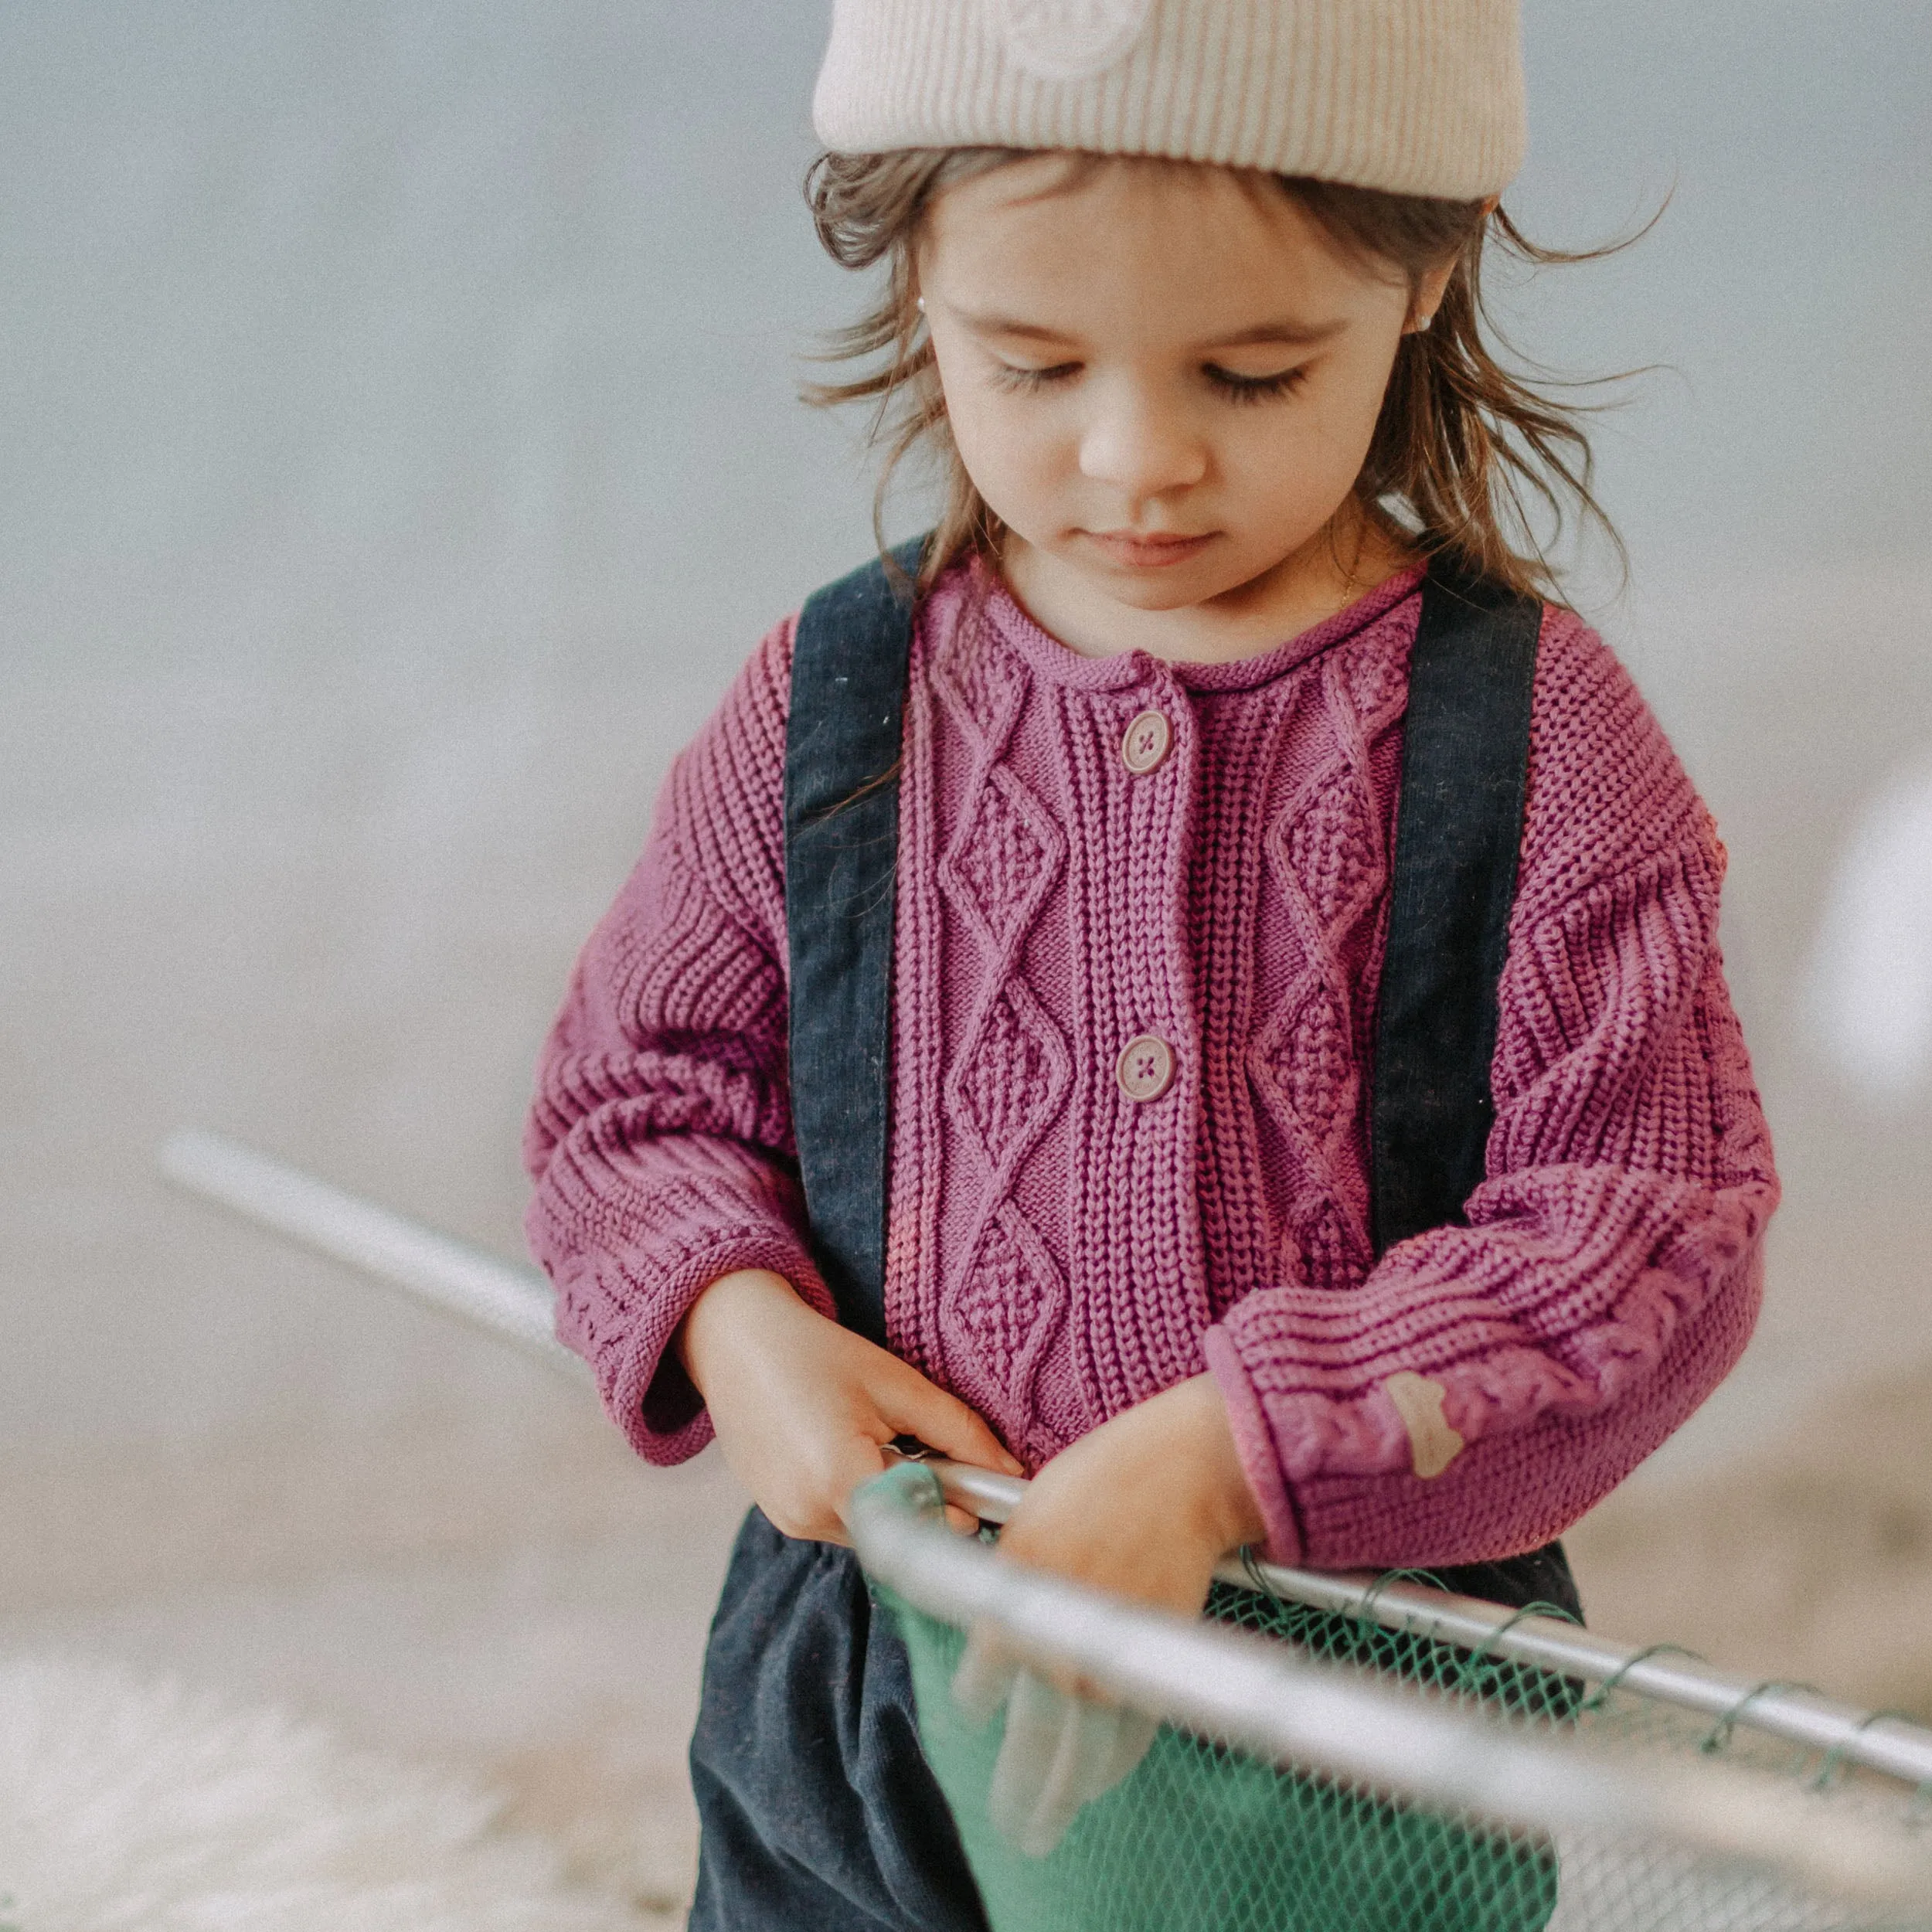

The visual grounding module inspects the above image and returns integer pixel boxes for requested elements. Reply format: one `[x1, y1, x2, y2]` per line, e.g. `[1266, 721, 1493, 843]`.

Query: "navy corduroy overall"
[685, 546, 1583, 1932]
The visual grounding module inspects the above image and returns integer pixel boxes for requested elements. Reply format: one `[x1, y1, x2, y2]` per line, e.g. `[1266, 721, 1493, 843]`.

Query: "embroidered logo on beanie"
[993, 0, 1155, 80]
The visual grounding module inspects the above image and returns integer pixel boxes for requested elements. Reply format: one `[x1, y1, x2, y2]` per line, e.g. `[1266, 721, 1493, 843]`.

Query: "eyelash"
[990, 362, 1310, 404]
[989, 362, 1080, 394]
[1208, 365, 1311, 405]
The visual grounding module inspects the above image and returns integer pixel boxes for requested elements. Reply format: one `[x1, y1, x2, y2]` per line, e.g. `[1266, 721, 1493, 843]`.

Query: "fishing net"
[883, 1570, 1932, 1932]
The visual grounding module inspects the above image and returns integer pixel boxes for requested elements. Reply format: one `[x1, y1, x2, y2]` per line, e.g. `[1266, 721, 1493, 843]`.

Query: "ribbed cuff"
[570, 1228, 835, 1466]
[1202, 1325, 1304, 1567]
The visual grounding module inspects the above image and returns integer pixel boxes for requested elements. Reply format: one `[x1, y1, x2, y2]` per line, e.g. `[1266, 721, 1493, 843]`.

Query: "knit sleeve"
[1203, 613, 1779, 1571]
[522, 617, 836, 1464]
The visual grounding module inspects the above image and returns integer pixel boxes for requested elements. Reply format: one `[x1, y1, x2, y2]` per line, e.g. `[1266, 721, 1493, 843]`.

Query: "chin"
[1036, 544, 1212, 604]
[1097, 574, 1222, 612]
[1092, 557, 1266, 612]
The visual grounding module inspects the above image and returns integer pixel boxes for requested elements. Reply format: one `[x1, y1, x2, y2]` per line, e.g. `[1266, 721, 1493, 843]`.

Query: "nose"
[1077, 378, 1209, 504]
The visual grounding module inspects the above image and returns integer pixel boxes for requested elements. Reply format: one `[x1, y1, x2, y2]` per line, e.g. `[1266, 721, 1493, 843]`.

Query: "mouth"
[1080, 529, 1216, 570]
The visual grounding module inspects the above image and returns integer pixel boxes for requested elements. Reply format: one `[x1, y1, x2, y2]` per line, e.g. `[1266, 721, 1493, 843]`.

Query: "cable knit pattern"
[927, 627, 1077, 1464]
[523, 638, 838, 1463]
[526, 558, 1777, 1570]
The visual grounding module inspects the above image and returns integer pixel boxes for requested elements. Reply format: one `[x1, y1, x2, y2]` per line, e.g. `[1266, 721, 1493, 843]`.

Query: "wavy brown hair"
[804, 148, 1638, 601]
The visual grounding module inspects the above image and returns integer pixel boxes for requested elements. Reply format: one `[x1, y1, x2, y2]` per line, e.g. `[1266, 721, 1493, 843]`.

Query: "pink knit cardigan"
[526, 560, 1777, 1570]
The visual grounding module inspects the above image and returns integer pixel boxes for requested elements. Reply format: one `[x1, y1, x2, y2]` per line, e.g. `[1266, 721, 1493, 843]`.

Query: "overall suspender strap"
[785, 549, 1543, 1311]
[783, 539, 926, 1346]
[1370, 561, 1544, 1257]
[783, 548, 1572, 1616]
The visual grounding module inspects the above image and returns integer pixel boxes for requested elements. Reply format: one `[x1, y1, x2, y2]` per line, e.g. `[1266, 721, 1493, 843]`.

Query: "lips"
[1082, 529, 1216, 569]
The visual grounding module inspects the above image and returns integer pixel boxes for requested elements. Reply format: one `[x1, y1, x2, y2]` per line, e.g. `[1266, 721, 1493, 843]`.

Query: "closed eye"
[1204, 363, 1311, 404]
[988, 359, 1311, 402]
[990, 360, 1082, 393]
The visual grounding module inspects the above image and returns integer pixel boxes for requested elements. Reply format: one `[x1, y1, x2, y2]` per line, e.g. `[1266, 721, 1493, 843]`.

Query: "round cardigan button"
[1121, 709, 1172, 774]
[1115, 1033, 1175, 1103]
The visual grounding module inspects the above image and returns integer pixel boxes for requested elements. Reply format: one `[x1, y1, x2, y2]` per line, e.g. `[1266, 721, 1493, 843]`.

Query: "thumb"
[873, 1358, 1024, 1476]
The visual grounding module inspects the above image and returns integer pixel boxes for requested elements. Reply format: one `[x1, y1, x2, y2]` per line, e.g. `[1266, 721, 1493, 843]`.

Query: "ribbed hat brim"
[813, 0, 1526, 200]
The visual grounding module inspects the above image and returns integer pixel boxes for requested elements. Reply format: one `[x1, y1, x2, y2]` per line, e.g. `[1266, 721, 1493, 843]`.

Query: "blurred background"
[2, 0, 1929, 1917]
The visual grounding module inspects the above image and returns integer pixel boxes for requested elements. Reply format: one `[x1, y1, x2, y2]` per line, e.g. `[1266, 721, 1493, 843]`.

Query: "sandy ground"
[9, 1352, 1932, 1925]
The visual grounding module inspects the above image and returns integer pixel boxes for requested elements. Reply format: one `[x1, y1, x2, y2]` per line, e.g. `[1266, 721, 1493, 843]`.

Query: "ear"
[1406, 197, 1498, 334]
[1404, 259, 1454, 335]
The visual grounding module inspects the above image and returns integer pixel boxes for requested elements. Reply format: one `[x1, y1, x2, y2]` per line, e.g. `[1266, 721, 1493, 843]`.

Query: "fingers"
[1039, 1699, 1151, 1848]
[952, 1624, 1019, 1724]
[981, 1670, 1155, 1858]
[1094, 1706, 1158, 1799]
[755, 1434, 886, 1546]
[986, 1669, 1070, 1855]
[818, 1437, 892, 1543]
[687, 1275, 1019, 1545]
[876, 1359, 1024, 1477]
[954, 1626, 1158, 1859]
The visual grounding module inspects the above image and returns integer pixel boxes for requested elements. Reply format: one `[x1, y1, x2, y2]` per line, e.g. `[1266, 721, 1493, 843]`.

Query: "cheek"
[1218, 411, 1358, 523]
[1240, 355, 1396, 505]
[1325, 329, 1406, 447]
[937, 368, 1063, 509]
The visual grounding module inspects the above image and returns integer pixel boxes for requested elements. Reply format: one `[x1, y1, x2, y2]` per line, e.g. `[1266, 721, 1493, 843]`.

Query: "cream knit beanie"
[812, 0, 1526, 200]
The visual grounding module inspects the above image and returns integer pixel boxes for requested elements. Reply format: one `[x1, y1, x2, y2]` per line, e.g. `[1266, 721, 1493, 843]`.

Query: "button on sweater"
[525, 560, 1777, 1571]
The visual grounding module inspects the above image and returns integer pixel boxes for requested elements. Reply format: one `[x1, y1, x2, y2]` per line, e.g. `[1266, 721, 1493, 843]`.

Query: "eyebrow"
[952, 310, 1349, 350]
[1207, 318, 1349, 349]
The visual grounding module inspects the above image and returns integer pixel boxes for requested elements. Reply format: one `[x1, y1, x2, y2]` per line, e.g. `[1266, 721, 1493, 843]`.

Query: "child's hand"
[994, 1372, 1267, 1621]
[952, 1374, 1267, 1855]
[677, 1268, 1023, 1545]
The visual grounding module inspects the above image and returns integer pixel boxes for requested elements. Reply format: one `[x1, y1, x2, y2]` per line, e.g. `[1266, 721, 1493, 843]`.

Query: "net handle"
[160, 1128, 591, 1386]
[852, 1463, 1931, 1911]
[904, 1451, 1932, 1793]
[159, 1128, 1932, 1795]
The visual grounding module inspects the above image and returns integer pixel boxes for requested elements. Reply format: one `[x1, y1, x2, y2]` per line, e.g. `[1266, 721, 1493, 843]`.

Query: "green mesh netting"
[884, 1575, 1932, 1932]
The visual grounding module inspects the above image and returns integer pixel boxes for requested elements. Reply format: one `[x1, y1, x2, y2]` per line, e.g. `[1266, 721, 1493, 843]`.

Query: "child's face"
[920, 156, 1439, 620]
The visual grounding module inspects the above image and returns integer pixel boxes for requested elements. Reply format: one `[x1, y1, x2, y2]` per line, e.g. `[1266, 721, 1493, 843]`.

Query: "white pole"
[158, 1128, 591, 1387]
[911, 1455, 1932, 1792]
[158, 1130, 1932, 1797]
[853, 1464, 1932, 1914]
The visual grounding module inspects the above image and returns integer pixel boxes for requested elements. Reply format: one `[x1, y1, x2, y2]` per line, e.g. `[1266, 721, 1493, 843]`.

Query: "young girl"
[525, 2, 1778, 1924]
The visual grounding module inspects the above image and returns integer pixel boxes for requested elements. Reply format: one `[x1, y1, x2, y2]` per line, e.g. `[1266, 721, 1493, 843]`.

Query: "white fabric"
[0, 1653, 641, 1931]
[813, 0, 1526, 199]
